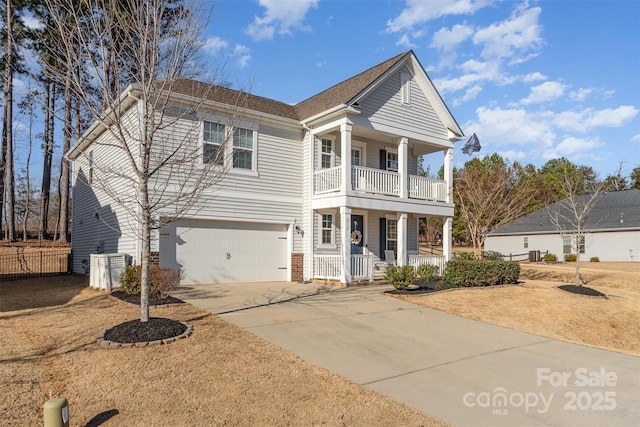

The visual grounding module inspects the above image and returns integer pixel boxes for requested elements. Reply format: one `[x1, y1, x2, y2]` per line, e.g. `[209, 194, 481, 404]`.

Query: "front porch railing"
[352, 166, 400, 196]
[314, 255, 341, 280]
[409, 176, 447, 201]
[313, 254, 374, 281]
[408, 254, 447, 275]
[314, 167, 341, 194]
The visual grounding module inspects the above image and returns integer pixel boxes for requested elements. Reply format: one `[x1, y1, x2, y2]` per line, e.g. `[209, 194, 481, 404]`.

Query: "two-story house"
[67, 51, 464, 285]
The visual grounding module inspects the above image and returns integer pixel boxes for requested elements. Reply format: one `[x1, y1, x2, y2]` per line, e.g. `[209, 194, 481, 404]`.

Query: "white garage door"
[160, 219, 288, 284]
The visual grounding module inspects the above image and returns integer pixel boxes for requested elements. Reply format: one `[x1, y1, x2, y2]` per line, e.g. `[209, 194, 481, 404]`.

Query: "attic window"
[401, 72, 410, 105]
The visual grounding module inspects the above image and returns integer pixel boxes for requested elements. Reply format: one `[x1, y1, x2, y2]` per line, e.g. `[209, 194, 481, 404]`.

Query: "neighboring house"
[67, 51, 464, 284]
[485, 189, 640, 262]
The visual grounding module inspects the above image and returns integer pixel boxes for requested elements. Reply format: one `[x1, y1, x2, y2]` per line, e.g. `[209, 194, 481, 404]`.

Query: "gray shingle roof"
[490, 189, 640, 235]
[170, 52, 412, 122]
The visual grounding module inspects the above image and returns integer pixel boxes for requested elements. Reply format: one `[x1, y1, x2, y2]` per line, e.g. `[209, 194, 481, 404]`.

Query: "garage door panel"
[160, 220, 288, 284]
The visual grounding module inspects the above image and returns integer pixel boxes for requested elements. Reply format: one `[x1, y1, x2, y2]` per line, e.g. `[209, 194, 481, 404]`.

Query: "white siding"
[358, 66, 450, 145]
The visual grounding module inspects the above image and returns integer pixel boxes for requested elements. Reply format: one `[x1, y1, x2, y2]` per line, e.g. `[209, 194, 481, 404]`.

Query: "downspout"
[302, 122, 314, 281]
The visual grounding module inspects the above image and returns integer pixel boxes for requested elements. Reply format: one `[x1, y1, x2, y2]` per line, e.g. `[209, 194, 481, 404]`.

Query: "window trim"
[319, 213, 336, 248]
[386, 219, 398, 252]
[523, 236, 528, 249]
[202, 120, 258, 172]
[386, 150, 399, 172]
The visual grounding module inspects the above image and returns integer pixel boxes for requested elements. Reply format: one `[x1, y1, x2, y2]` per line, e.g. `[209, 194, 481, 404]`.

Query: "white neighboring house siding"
[70, 108, 141, 273]
[151, 107, 304, 254]
[485, 230, 640, 262]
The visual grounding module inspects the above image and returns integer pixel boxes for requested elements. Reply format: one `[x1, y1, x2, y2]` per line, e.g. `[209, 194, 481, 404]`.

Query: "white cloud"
[632, 134, 640, 142]
[472, 106, 556, 148]
[386, 0, 496, 33]
[233, 45, 252, 69]
[498, 150, 527, 161]
[554, 106, 639, 132]
[473, 5, 543, 61]
[569, 88, 592, 102]
[543, 137, 604, 160]
[453, 85, 483, 106]
[246, 0, 319, 41]
[431, 24, 474, 51]
[396, 34, 417, 48]
[520, 81, 566, 105]
[522, 72, 546, 82]
[202, 37, 229, 54]
[435, 58, 503, 93]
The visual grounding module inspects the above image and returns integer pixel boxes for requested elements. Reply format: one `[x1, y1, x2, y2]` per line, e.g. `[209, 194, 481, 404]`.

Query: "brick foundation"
[291, 253, 303, 282]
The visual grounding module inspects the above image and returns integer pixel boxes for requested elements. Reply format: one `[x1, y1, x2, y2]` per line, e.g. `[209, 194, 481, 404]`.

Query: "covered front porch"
[310, 208, 451, 284]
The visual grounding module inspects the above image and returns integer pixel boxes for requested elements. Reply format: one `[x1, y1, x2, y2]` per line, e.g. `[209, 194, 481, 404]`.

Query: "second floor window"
[203, 121, 225, 165]
[321, 139, 332, 169]
[387, 151, 398, 172]
[233, 128, 254, 170]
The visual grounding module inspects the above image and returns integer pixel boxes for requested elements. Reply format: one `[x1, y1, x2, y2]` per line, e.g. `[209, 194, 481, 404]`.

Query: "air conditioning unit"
[90, 253, 131, 291]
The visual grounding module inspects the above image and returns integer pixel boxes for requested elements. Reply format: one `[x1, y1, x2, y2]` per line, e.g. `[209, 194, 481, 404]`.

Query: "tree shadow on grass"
[0, 275, 88, 312]
[84, 409, 119, 426]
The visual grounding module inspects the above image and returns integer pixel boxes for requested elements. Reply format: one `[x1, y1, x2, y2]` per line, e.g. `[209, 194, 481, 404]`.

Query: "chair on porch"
[384, 250, 396, 266]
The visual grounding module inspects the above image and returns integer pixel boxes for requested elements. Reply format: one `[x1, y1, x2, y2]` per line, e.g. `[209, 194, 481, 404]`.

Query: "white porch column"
[399, 137, 408, 199]
[340, 206, 352, 284]
[340, 123, 352, 193]
[443, 217, 452, 262]
[397, 212, 408, 266]
[308, 131, 316, 280]
[444, 148, 453, 203]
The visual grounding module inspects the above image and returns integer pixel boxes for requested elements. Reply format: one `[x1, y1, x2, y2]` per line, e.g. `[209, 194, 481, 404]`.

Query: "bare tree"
[2, 0, 16, 241]
[547, 166, 607, 286]
[455, 154, 537, 259]
[46, 0, 246, 322]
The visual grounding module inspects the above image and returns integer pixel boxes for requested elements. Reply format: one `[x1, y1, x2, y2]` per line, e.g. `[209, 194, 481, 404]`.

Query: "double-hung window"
[321, 139, 333, 169]
[233, 128, 254, 170]
[562, 236, 584, 254]
[386, 220, 397, 253]
[203, 121, 225, 165]
[321, 214, 333, 244]
[387, 151, 398, 172]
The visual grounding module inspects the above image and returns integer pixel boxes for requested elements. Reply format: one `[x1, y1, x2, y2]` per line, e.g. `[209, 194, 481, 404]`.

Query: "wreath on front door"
[351, 230, 363, 245]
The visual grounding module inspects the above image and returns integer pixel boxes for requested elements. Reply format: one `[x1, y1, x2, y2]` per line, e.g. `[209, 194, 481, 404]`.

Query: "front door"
[351, 215, 364, 255]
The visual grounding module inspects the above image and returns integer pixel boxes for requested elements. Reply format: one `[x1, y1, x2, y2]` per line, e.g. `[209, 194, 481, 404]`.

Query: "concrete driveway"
[174, 282, 640, 427]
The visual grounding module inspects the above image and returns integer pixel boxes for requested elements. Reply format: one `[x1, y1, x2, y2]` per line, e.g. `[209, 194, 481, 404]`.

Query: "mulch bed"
[557, 284, 606, 297]
[110, 290, 184, 306]
[385, 281, 457, 295]
[103, 317, 188, 343]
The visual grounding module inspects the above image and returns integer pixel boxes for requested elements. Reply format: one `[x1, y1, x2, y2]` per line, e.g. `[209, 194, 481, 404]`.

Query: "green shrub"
[590, 256, 600, 262]
[442, 260, 520, 287]
[384, 265, 416, 289]
[564, 253, 577, 262]
[452, 251, 476, 261]
[119, 265, 182, 298]
[416, 264, 440, 282]
[482, 250, 503, 261]
[543, 253, 557, 262]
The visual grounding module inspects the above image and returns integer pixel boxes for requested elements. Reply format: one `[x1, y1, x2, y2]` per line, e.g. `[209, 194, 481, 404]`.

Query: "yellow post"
[43, 397, 69, 427]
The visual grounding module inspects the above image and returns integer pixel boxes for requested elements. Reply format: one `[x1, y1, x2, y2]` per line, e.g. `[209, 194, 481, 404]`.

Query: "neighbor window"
[562, 236, 571, 254]
[321, 214, 333, 244]
[578, 236, 585, 254]
[321, 139, 332, 169]
[203, 121, 225, 165]
[233, 128, 254, 170]
[523, 236, 529, 249]
[401, 72, 411, 105]
[386, 220, 397, 253]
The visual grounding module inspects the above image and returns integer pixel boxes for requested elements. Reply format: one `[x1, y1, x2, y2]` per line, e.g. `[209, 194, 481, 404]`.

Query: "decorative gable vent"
[401, 72, 411, 105]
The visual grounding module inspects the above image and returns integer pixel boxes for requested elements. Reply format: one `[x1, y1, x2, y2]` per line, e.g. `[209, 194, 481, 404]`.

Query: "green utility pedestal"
[44, 397, 69, 427]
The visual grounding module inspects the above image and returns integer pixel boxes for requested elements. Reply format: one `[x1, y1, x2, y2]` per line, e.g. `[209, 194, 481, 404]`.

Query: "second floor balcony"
[314, 165, 447, 202]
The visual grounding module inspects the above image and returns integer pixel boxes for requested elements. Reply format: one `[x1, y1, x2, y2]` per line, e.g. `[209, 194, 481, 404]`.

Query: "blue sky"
[201, 0, 640, 178]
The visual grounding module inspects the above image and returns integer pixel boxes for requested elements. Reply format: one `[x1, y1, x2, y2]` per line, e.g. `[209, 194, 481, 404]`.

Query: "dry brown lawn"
[395, 262, 640, 356]
[1, 275, 448, 426]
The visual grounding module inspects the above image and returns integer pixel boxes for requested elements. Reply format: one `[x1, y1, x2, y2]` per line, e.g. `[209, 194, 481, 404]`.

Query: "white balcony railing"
[409, 176, 447, 202]
[408, 254, 447, 275]
[352, 166, 400, 196]
[313, 166, 448, 203]
[351, 255, 374, 280]
[314, 167, 341, 194]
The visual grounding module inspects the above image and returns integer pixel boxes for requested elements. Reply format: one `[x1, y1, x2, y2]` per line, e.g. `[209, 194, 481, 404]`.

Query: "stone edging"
[96, 321, 193, 348]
